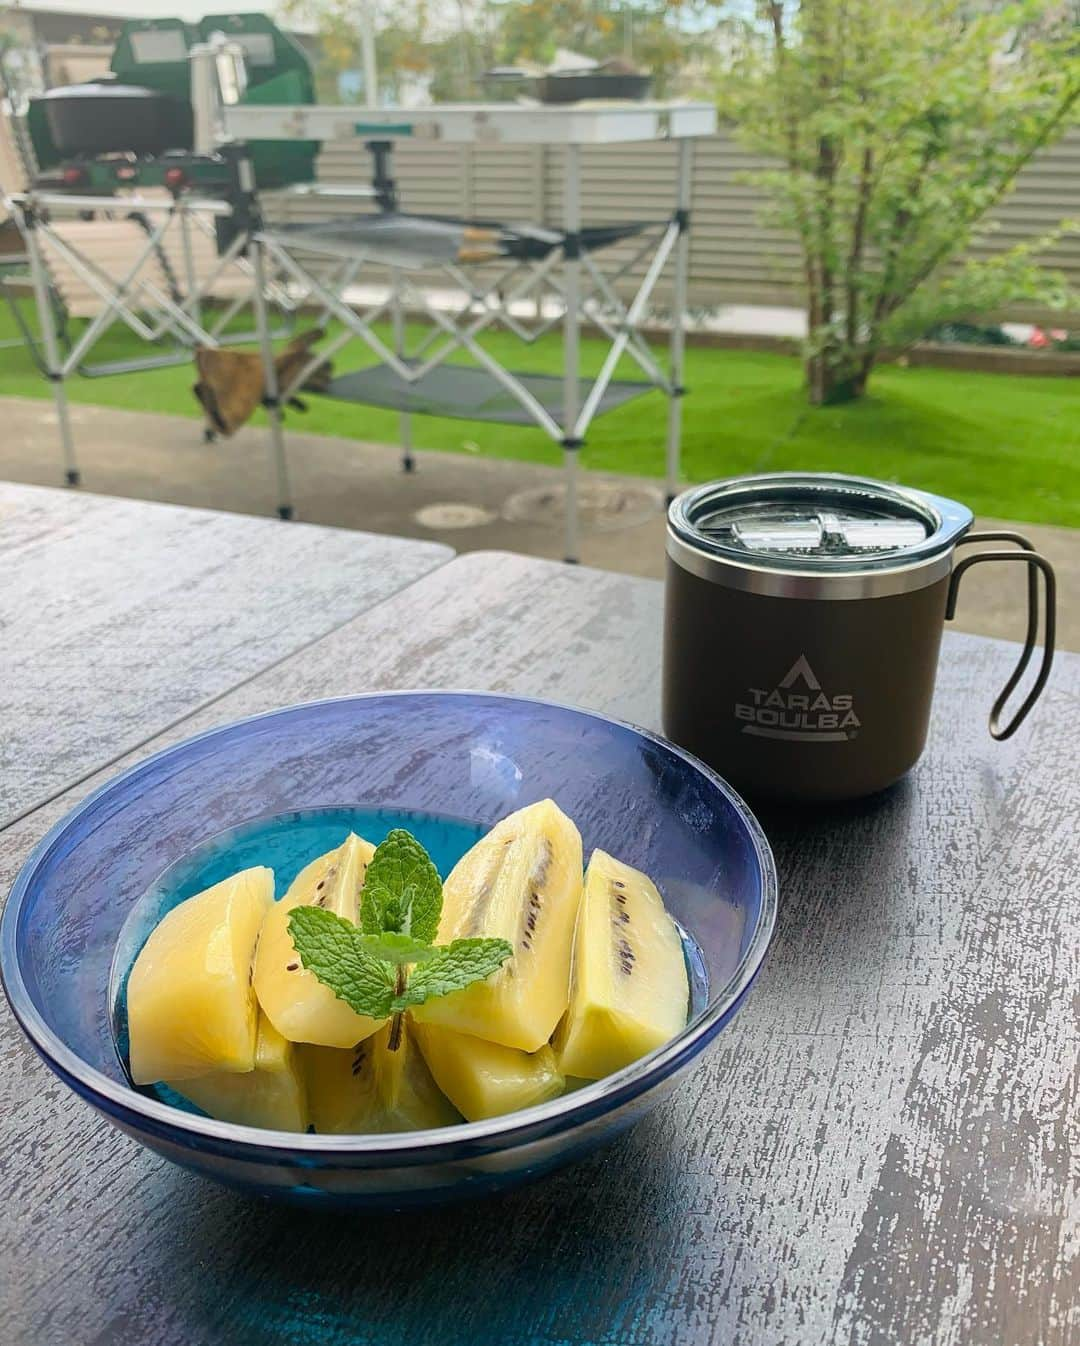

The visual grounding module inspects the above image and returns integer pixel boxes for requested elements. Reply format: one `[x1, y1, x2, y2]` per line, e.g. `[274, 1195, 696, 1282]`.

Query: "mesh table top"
[325, 360, 654, 426]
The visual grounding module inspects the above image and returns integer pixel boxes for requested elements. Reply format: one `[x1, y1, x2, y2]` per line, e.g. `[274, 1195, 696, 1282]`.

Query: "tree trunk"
[805, 348, 871, 405]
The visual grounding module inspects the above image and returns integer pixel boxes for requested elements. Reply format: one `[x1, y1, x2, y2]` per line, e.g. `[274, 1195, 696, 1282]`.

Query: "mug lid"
[669, 473, 973, 575]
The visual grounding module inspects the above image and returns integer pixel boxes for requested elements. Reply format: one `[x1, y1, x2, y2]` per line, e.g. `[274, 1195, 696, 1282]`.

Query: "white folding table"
[224, 101, 717, 561]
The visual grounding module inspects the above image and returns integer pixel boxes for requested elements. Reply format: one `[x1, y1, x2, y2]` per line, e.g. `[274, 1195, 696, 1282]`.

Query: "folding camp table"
[224, 101, 717, 562]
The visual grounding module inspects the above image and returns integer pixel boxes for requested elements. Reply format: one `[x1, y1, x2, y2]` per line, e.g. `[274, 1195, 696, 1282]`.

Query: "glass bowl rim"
[1, 689, 778, 1155]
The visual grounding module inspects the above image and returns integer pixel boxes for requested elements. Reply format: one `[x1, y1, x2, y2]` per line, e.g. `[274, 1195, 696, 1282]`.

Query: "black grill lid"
[669, 473, 972, 574]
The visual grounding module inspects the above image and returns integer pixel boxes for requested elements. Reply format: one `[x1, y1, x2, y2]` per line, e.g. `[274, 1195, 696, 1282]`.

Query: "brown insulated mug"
[663, 473, 1056, 803]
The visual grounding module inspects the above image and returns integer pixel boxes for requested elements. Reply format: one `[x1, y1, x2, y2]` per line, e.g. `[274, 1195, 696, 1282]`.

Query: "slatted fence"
[270, 127, 1080, 321]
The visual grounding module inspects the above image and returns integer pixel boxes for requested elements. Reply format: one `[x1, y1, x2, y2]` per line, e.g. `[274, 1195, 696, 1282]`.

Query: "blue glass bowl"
[1, 692, 777, 1207]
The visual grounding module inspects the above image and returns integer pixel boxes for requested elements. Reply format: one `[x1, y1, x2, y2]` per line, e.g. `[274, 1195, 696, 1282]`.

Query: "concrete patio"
[1, 393, 1075, 650]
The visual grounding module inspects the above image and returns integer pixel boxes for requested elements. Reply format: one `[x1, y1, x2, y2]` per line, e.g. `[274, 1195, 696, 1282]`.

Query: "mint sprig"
[359, 829, 443, 943]
[288, 830, 511, 1046]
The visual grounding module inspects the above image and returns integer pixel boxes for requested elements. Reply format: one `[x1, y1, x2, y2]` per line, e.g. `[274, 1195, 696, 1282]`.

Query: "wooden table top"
[0, 483, 452, 827]
[1, 543, 1076, 1346]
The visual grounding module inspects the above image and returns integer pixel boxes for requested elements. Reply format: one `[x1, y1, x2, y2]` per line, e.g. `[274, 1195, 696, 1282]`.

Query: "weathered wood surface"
[0, 550, 1076, 1346]
[0, 482, 452, 826]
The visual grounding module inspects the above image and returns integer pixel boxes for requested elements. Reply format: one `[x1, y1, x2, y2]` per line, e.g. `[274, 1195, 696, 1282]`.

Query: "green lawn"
[1, 300, 1077, 527]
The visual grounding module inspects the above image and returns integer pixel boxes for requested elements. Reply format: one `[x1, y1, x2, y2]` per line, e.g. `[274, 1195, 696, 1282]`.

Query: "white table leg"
[23, 206, 79, 486]
[667, 137, 692, 505]
[251, 230, 293, 519]
[563, 142, 582, 564]
[392, 266, 414, 472]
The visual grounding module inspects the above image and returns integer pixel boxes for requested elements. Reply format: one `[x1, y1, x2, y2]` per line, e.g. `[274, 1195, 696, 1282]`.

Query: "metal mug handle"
[946, 531, 1056, 740]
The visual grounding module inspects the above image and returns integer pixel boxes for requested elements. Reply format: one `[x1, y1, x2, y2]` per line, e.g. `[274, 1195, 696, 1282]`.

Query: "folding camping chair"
[1, 100, 289, 382]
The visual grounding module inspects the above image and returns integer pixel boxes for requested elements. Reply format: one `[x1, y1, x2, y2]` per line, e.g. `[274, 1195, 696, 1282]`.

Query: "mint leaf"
[357, 932, 440, 966]
[288, 907, 394, 1020]
[289, 833, 507, 1043]
[361, 829, 443, 941]
[394, 938, 513, 1011]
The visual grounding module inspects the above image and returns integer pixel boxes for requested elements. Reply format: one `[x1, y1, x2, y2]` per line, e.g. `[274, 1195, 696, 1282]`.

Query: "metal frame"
[668, 139, 692, 507]
[16, 94, 710, 563]
[562, 143, 582, 564]
[9, 184, 300, 476]
[22, 209, 78, 484]
[226, 98, 714, 560]
[252, 148, 693, 561]
[9, 186, 293, 367]
[224, 100, 718, 146]
[0, 253, 65, 366]
[13, 192, 229, 480]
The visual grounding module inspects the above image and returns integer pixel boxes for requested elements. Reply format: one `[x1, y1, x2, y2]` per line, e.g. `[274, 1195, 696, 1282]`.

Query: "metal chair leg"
[251, 234, 294, 521]
[23, 211, 80, 486]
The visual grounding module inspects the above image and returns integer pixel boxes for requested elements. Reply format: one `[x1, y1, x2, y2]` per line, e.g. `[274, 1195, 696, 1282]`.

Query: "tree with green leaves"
[495, 0, 719, 96]
[284, 0, 722, 102]
[281, 0, 496, 103]
[720, 0, 1080, 403]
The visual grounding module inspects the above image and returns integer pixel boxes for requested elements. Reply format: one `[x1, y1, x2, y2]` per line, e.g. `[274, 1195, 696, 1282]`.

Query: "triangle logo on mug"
[778, 654, 821, 692]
